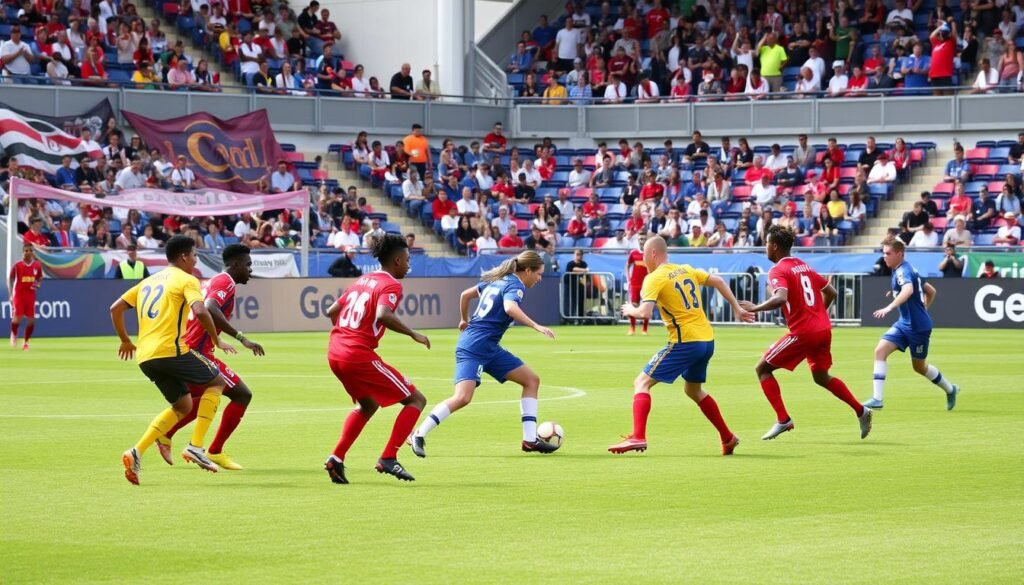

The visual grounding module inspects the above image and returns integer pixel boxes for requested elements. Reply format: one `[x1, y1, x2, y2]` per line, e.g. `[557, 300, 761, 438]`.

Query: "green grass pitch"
[2, 326, 1022, 584]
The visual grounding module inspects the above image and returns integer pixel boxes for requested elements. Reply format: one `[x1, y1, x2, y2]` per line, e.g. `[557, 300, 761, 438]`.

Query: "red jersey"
[626, 249, 647, 289]
[23, 230, 49, 247]
[182, 272, 236, 355]
[768, 257, 832, 335]
[9, 260, 43, 296]
[328, 271, 402, 359]
[930, 38, 955, 78]
[432, 197, 457, 220]
[645, 8, 669, 39]
[483, 132, 507, 151]
[639, 183, 664, 201]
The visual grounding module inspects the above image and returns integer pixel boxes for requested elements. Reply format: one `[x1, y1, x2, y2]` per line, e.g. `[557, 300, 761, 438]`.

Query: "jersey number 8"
[799, 274, 816, 307]
[338, 290, 371, 329]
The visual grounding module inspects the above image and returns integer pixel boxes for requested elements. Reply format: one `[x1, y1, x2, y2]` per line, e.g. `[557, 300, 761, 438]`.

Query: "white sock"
[872, 360, 887, 401]
[415, 402, 451, 438]
[521, 397, 538, 442]
[926, 365, 953, 394]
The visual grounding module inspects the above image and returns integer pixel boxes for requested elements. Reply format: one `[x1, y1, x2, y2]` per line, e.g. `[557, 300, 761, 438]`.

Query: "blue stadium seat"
[987, 147, 1010, 163]
[550, 170, 570, 185]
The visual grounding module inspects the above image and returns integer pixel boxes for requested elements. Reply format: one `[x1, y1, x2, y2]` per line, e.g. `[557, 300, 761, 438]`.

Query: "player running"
[608, 235, 754, 456]
[155, 244, 266, 471]
[410, 250, 556, 457]
[324, 234, 429, 484]
[739, 226, 873, 441]
[625, 232, 650, 336]
[863, 238, 959, 411]
[111, 235, 230, 485]
[8, 246, 42, 350]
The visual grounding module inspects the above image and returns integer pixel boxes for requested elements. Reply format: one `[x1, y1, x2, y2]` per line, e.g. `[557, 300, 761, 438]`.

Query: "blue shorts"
[643, 340, 715, 384]
[882, 325, 931, 359]
[454, 346, 525, 387]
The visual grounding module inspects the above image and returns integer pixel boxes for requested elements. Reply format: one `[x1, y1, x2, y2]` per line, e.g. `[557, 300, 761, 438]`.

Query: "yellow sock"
[189, 389, 223, 448]
[135, 408, 182, 455]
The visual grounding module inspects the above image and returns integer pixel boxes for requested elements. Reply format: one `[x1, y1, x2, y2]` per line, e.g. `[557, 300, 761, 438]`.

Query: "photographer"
[938, 243, 964, 278]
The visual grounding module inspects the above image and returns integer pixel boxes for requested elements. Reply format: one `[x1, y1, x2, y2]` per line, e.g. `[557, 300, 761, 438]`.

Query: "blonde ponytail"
[481, 251, 544, 282]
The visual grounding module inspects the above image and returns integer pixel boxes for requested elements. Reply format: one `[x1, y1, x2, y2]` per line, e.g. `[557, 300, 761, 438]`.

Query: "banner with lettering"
[122, 109, 288, 193]
[964, 252, 1024, 278]
[0, 100, 113, 173]
[10, 178, 308, 216]
[32, 248, 298, 279]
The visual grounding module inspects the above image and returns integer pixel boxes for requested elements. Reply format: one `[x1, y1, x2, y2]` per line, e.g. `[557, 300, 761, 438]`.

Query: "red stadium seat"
[837, 183, 852, 196]
[964, 147, 990, 162]
[931, 182, 954, 195]
[798, 236, 816, 247]
[973, 164, 999, 178]
[731, 185, 751, 200]
[582, 155, 597, 169]
[839, 167, 858, 179]
[791, 185, 808, 196]
[284, 152, 305, 163]
[528, 203, 540, 214]
[930, 217, 948, 230]
[592, 237, 610, 248]
[910, 149, 925, 165]
[513, 218, 529, 232]
[988, 181, 1004, 193]
[311, 169, 328, 181]
[572, 187, 592, 199]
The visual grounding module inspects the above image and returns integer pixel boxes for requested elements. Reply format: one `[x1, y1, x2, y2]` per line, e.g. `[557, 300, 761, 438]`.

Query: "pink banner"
[9, 178, 308, 215]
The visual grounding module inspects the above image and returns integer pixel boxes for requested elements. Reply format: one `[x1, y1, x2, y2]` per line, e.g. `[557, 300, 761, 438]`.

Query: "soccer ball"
[536, 421, 564, 450]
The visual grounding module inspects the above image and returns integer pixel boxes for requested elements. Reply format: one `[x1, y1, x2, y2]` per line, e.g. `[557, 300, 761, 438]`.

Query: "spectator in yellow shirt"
[756, 32, 788, 93]
[542, 75, 568, 105]
[131, 61, 160, 89]
[826, 188, 849, 220]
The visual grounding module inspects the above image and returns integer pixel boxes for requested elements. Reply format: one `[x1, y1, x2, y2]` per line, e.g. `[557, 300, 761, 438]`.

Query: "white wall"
[319, 0, 512, 93]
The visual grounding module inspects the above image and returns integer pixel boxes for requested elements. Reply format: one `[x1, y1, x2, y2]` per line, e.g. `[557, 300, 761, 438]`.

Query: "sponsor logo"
[298, 286, 441, 320]
[974, 284, 1024, 323]
[1, 300, 72, 319]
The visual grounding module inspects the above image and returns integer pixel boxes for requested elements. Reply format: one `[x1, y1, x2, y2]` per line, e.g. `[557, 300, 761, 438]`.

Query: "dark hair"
[164, 234, 195, 262]
[766, 224, 795, 252]
[222, 243, 250, 265]
[370, 233, 408, 263]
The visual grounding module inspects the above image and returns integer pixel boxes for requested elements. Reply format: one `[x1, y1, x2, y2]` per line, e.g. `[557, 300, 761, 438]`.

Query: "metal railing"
[559, 271, 621, 323]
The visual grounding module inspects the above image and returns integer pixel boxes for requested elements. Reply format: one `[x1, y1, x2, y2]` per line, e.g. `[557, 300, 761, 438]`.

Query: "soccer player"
[625, 232, 650, 335]
[324, 234, 430, 484]
[608, 236, 754, 456]
[410, 250, 556, 456]
[8, 246, 42, 350]
[112, 235, 230, 485]
[155, 244, 266, 470]
[738, 225, 874, 440]
[864, 238, 959, 410]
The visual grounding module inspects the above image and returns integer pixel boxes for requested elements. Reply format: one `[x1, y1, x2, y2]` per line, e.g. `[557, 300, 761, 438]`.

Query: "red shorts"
[629, 286, 642, 304]
[11, 292, 35, 319]
[329, 354, 416, 407]
[763, 329, 833, 373]
[185, 353, 241, 395]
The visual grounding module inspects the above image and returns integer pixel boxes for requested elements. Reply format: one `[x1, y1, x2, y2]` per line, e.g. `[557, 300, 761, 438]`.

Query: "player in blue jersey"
[410, 251, 558, 455]
[864, 238, 959, 411]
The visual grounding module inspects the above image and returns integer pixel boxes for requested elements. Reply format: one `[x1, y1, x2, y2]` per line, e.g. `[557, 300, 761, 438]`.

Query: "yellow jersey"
[120, 267, 203, 363]
[640, 263, 714, 343]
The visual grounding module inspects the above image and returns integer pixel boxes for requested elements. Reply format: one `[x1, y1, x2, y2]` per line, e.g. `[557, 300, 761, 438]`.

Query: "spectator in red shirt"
[431, 189, 457, 229]
[566, 208, 587, 241]
[639, 171, 664, 201]
[607, 46, 636, 89]
[317, 8, 342, 47]
[929, 19, 957, 96]
[492, 172, 514, 200]
[823, 138, 845, 165]
[744, 156, 774, 186]
[847, 66, 869, 96]
[582, 192, 605, 219]
[946, 183, 973, 219]
[645, 0, 670, 39]
[498, 225, 524, 249]
[820, 157, 840, 191]
[23, 217, 50, 248]
[482, 122, 507, 155]
[624, 206, 646, 237]
[536, 146, 555, 180]
[80, 46, 107, 84]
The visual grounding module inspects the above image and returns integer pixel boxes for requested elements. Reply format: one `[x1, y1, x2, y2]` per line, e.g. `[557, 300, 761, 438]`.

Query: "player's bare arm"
[326, 299, 343, 323]
[706, 275, 756, 322]
[821, 284, 838, 309]
[505, 301, 555, 338]
[109, 298, 136, 360]
[205, 299, 265, 356]
[192, 300, 231, 353]
[922, 282, 936, 308]
[741, 286, 788, 313]
[458, 285, 479, 331]
[621, 300, 654, 321]
[874, 283, 914, 319]
[376, 305, 431, 349]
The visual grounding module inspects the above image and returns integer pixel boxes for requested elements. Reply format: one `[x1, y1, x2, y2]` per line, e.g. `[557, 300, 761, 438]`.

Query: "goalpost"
[6, 178, 311, 280]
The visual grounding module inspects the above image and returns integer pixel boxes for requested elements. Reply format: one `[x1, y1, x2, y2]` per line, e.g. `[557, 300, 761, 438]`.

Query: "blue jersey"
[891, 261, 933, 332]
[456, 275, 526, 351]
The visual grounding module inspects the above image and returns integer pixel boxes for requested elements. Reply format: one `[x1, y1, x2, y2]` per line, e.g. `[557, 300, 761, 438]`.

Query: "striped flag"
[0, 107, 102, 173]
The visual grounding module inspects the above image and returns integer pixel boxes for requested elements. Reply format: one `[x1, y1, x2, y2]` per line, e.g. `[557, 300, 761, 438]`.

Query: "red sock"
[209, 401, 246, 454]
[382, 405, 421, 459]
[23, 324, 34, 343]
[642, 319, 649, 333]
[332, 409, 371, 460]
[165, 395, 200, 438]
[825, 376, 865, 416]
[632, 392, 651, 440]
[629, 316, 636, 329]
[760, 376, 790, 423]
[11, 322, 18, 337]
[697, 394, 733, 443]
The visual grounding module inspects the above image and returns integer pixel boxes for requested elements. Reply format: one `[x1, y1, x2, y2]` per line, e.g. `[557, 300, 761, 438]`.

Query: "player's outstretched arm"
[740, 286, 788, 314]
[191, 301, 230, 353]
[326, 299, 343, 323]
[458, 286, 479, 331]
[505, 301, 555, 338]
[621, 299, 655, 320]
[377, 305, 431, 349]
[109, 298, 136, 360]
[923, 282, 936, 308]
[706, 275, 756, 322]
[873, 283, 914, 319]
[204, 299, 264, 356]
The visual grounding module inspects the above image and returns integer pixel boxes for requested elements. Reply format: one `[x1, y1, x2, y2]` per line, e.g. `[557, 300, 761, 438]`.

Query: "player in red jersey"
[8, 246, 43, 350]
[324, 234, 429, 484]
[156, 244, 265, 470]
[739, 226, 873, 440]
[625, 232, 649, 335]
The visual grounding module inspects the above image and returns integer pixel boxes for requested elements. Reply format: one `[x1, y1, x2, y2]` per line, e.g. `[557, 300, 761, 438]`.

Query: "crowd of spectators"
[503, 0, 1024, 104]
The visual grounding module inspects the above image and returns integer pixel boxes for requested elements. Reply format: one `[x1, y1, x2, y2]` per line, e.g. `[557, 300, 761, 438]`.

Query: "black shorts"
[139, 351, 221, 403]
[930, 76, 952, 87]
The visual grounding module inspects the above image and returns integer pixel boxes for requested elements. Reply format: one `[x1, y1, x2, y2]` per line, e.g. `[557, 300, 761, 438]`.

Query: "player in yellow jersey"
[111, 235, 230, 485]
[608, 235, 755, 456]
